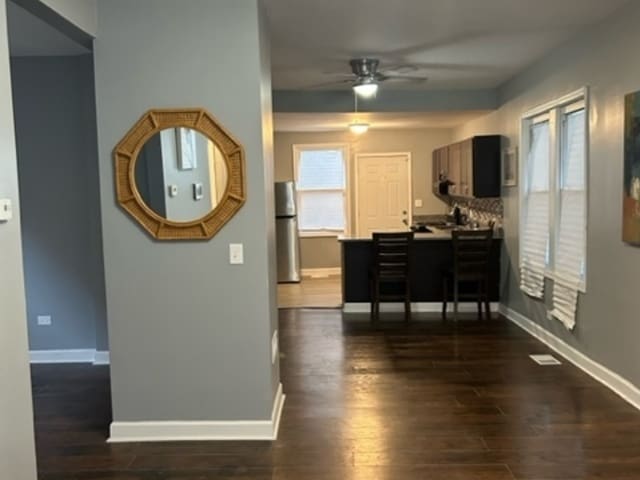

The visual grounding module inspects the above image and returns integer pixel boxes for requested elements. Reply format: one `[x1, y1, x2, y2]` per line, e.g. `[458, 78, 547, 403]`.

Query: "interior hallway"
[33, 309, 640, 480]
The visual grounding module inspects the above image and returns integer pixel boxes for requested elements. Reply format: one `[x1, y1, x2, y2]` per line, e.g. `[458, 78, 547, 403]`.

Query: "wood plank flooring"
[277, 276, 341, 308]
[32, 309, 640, 479]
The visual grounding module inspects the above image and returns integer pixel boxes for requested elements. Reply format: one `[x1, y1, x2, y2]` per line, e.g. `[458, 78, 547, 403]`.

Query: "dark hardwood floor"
[32, 309, 640, 479]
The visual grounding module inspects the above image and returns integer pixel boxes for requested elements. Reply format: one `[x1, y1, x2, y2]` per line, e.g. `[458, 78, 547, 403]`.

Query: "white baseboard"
[343, 302, 499, 314]
[499, 304, 640, 411]
[93, 351, 110, 365]
[30, 349, 96, 364]
[108, 383, 286, 443]
[301, 267, 341, 278]
[30, 349, 110, 365]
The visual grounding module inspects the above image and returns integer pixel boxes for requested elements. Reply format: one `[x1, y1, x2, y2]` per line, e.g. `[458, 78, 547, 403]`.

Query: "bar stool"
[442, 229, 493, 321]
[370, 232, 414, 322]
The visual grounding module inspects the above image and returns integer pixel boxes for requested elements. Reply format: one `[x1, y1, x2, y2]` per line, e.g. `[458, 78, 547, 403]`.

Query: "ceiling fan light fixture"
[348, 121, 370, 135]
[353, 78, 378, 98]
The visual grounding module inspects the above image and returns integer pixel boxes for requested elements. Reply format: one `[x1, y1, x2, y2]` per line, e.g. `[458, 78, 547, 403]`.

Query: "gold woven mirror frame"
[114, 108, 246, 240]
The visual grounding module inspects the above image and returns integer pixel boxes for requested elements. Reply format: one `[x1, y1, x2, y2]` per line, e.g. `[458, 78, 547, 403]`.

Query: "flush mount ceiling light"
[353, 77, 378, 98]
[348, 121, 370, 134]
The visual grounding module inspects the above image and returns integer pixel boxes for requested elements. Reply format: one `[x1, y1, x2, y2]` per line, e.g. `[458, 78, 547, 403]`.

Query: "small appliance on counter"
[410, 223, 432, 233]
[275, 181, 301, 283]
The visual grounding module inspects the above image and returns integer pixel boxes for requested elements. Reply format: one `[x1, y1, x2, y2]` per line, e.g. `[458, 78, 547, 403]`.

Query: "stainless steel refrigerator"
[275, 181, 301, 283]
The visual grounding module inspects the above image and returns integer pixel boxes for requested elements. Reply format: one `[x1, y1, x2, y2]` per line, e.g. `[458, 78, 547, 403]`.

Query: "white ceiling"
[265, 0, 629, 90]
[7, 1, 90, 57]
[274, 111, 490, 132]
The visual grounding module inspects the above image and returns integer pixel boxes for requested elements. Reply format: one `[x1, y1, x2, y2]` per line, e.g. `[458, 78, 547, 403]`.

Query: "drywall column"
[94, 0, 280, 436]
[0, 1, 38, 478]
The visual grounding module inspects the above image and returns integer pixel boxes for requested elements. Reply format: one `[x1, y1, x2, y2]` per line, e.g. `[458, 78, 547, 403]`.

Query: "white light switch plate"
[37, 315, 52, 326]
[414, 199, 423, 208]
[0, 198, 12, 221]
[229, 243, 244, 264]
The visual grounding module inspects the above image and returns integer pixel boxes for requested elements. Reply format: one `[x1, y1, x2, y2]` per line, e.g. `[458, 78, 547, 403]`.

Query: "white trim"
[298, 230, 341, 238]
[522, 87, 588, 119]
[353, 152, 413, 237]
[301, 267, 342, 278]
[93, 351, 110, 365]
[519, 87, 590, 297]
[108, 383, 286, 443]
[343, 302, 499, 314]
[29, 349, 111, 365]
[30, 349, 95, 364]
[499, 305, 640, 411]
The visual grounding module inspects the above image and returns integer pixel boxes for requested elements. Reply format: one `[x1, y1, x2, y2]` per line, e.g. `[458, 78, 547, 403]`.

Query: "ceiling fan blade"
[318, 72, 358, 78]
[304, 78, 354, 90]
[376, 73, 427, 83]
[385, 62, 496, 73]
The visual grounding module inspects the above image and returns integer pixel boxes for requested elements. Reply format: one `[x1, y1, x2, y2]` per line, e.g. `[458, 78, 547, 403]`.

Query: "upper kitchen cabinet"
[432, 135, 501, 198]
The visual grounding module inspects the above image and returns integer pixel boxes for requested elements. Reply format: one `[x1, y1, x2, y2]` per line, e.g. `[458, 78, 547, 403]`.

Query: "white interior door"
[356, 153, 411, 237]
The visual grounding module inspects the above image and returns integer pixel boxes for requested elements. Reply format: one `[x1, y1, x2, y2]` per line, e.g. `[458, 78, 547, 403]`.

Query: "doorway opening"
[7, 0, 111, 452]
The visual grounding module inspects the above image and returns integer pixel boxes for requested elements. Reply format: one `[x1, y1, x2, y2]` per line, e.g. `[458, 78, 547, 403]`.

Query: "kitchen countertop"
[338, 226, 503, 242]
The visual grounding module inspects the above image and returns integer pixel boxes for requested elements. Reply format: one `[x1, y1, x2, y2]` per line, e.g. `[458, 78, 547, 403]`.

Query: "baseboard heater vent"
[530, 354, 562, 366]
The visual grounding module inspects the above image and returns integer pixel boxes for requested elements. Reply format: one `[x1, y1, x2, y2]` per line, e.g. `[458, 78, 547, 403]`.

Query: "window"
[293, 144, 349, 236]
[520, 117, 551, 298]
[520, 89, 588, 328]
[556, 105, 587, 283]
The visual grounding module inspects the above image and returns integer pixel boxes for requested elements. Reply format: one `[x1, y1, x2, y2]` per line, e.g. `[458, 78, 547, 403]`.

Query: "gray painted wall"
[258, 3, 280, 398]
[39, 0, 96, 36]
[273, 89, 498, 113]
[135, 134, 166, 218]
[94, 0, 278, 422]
[274, 129, 452, 269]
[11, 54, 107, 352]
[0, 1, 38, 478]
[454, 1, 640, 387]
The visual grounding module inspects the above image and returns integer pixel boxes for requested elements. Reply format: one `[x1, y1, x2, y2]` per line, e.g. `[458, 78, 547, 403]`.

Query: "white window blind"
[295, 147, 347, 233]
[551, 108, 586, 329]
[519, 89, 588, 330]
[520, 120, 550, 298]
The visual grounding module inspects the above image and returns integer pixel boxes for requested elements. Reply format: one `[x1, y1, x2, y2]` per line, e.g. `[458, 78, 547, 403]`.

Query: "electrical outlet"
[229, 243, 244, 264]
[37, 315, 52, 326]
[414, 198, 423, 208]
[271, 330, 279, 364]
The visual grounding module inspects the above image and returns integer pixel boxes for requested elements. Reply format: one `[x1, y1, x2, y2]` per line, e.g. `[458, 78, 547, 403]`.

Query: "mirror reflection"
[135, 127, 228, 222]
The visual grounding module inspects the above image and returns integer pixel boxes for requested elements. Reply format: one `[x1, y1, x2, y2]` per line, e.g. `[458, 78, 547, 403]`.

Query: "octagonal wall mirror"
[114, 109, 246, 240]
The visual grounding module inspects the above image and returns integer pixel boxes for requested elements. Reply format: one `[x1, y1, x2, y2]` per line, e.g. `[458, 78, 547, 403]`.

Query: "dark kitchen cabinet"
[432, 145, 449, 195]
[432, 135, 501, 198]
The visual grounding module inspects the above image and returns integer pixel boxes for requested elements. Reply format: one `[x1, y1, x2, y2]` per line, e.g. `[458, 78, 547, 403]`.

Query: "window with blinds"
[294, 145, 348, 235]
[520, 89, 588, 329]
[520, 119, 550, 298]
[551, 106, 586, 328]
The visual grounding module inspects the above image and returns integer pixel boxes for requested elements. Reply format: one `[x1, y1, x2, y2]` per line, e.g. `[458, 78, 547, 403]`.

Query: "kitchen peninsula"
[339, 227, 502, 310]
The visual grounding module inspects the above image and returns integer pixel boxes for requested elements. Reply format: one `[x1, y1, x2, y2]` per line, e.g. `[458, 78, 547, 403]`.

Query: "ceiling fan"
[310, 57, 428, 97]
